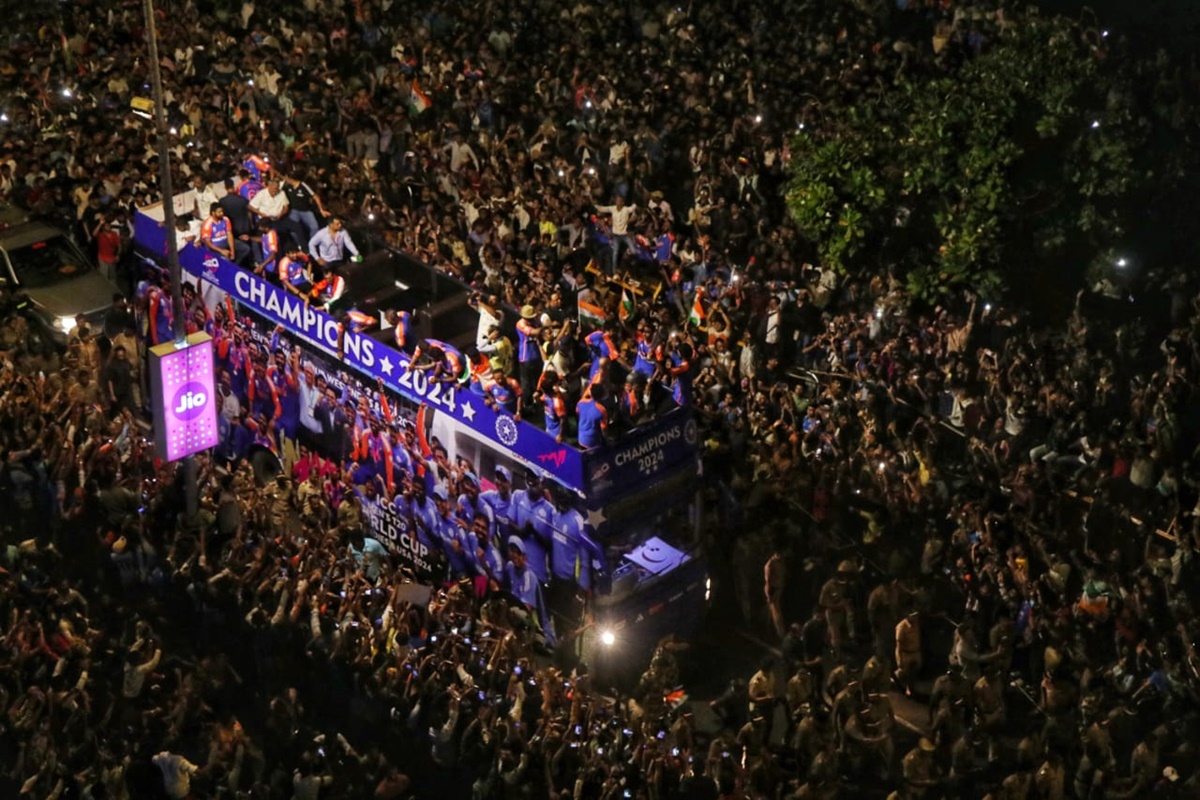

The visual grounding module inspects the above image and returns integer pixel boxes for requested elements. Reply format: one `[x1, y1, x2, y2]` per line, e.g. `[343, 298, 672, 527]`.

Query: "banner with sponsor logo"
[582, 410, 700, 501]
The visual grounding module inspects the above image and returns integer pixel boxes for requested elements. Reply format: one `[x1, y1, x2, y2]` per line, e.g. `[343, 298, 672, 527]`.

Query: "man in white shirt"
[190, 174, 222, 220]
[595, 195, 638, 274]
[444, 131, 480, 173]
[250, 178, 304, 252]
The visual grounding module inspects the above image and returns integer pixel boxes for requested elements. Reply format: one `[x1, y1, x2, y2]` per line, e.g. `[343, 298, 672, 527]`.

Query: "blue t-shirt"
[576, 398, 607, 448]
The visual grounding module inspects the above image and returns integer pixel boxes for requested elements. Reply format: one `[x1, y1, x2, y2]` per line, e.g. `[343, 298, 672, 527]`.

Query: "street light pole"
[143, 0, 198, 526]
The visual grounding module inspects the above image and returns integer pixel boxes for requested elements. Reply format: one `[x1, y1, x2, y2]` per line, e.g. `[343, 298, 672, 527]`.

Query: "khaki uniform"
[894, 616, 922, 690]
[1035, 760, 1065, 800]
[819, 578, 851, 653]
[902, 747, 937, 797]
[764, 552, 787, 638]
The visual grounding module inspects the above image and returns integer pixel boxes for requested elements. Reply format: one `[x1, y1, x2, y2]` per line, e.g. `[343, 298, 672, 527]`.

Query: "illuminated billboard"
[148, 332, 219, 462]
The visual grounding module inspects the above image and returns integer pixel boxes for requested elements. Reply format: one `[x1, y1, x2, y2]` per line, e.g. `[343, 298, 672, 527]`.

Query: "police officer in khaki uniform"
[901, 738, 939, 798]
[894, 610, 922, 695]
[820, 561, 858, 655]
[973, 667, 1007, 763]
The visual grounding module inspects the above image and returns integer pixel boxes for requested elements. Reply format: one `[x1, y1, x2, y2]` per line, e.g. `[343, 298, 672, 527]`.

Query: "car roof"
[0, 221, 65, 250]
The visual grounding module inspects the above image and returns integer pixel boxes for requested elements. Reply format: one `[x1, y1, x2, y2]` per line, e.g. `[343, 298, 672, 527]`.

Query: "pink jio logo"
[171, 382, 209, 421]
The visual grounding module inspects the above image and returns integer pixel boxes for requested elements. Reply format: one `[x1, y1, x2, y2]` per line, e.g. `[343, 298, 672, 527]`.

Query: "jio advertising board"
[148, 333, 220, 462]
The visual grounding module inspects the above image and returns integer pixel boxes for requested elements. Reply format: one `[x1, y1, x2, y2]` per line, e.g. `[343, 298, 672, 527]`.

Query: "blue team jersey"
[408, 495, 440, 551]
[434, 514, 472, 576]
[576, 398, 607, 448]
[513, 490, 552, 584]
[480, 489, 518, 540]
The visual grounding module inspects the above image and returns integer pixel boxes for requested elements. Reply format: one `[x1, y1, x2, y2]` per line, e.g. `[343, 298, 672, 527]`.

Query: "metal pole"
[143, 0, 198, 525]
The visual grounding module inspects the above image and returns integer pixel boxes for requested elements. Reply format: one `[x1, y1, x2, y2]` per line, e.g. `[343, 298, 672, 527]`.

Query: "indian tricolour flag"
[618, 287, 635, 323]
[578, 294, 607, 332]
[410, 80, 432, 115]
[687, 291, 706, 329]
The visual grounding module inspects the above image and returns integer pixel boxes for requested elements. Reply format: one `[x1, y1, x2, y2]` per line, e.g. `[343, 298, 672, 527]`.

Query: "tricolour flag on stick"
[688, 291, 706, 329]
[618, 287, 634, 323]
[577, 295, 607, 332]
[410, 80, 432, 115]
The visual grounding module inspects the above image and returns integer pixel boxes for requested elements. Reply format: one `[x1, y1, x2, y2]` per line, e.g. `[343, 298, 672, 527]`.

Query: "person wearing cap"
[502, 535, 555, 647]
[818, 560, 857, 656]
[431, 484, 472, 578]
[901, 738, 940, 797]
[453, 470, 492, 531]
[512, 467, 553, 585]
[515, 303, 543, 400]
[480, 465, 518, 542]
[894, 609, 922, 696]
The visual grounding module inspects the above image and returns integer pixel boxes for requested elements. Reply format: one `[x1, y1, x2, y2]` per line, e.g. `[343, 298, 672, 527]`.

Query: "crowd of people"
[3, 0, 1200, 797]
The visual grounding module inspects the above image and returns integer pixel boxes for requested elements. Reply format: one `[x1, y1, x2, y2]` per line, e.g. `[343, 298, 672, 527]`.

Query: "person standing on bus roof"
[483, 366, 523, 419]
[309, 217, 360, 275]
[250, 178, 305, 253]
[516, 304, 544, 400]
[219, 178, 254, 257]
[235, 168, 264, 203]
[584, 320, 619, 387]
[576, 384, 609, 449]
[255, 218, 281, 282]
[540, 371, 568, 444]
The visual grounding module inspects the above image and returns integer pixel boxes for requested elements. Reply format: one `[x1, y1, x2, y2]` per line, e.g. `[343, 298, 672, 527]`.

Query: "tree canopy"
[785, 10, 1200, 304]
